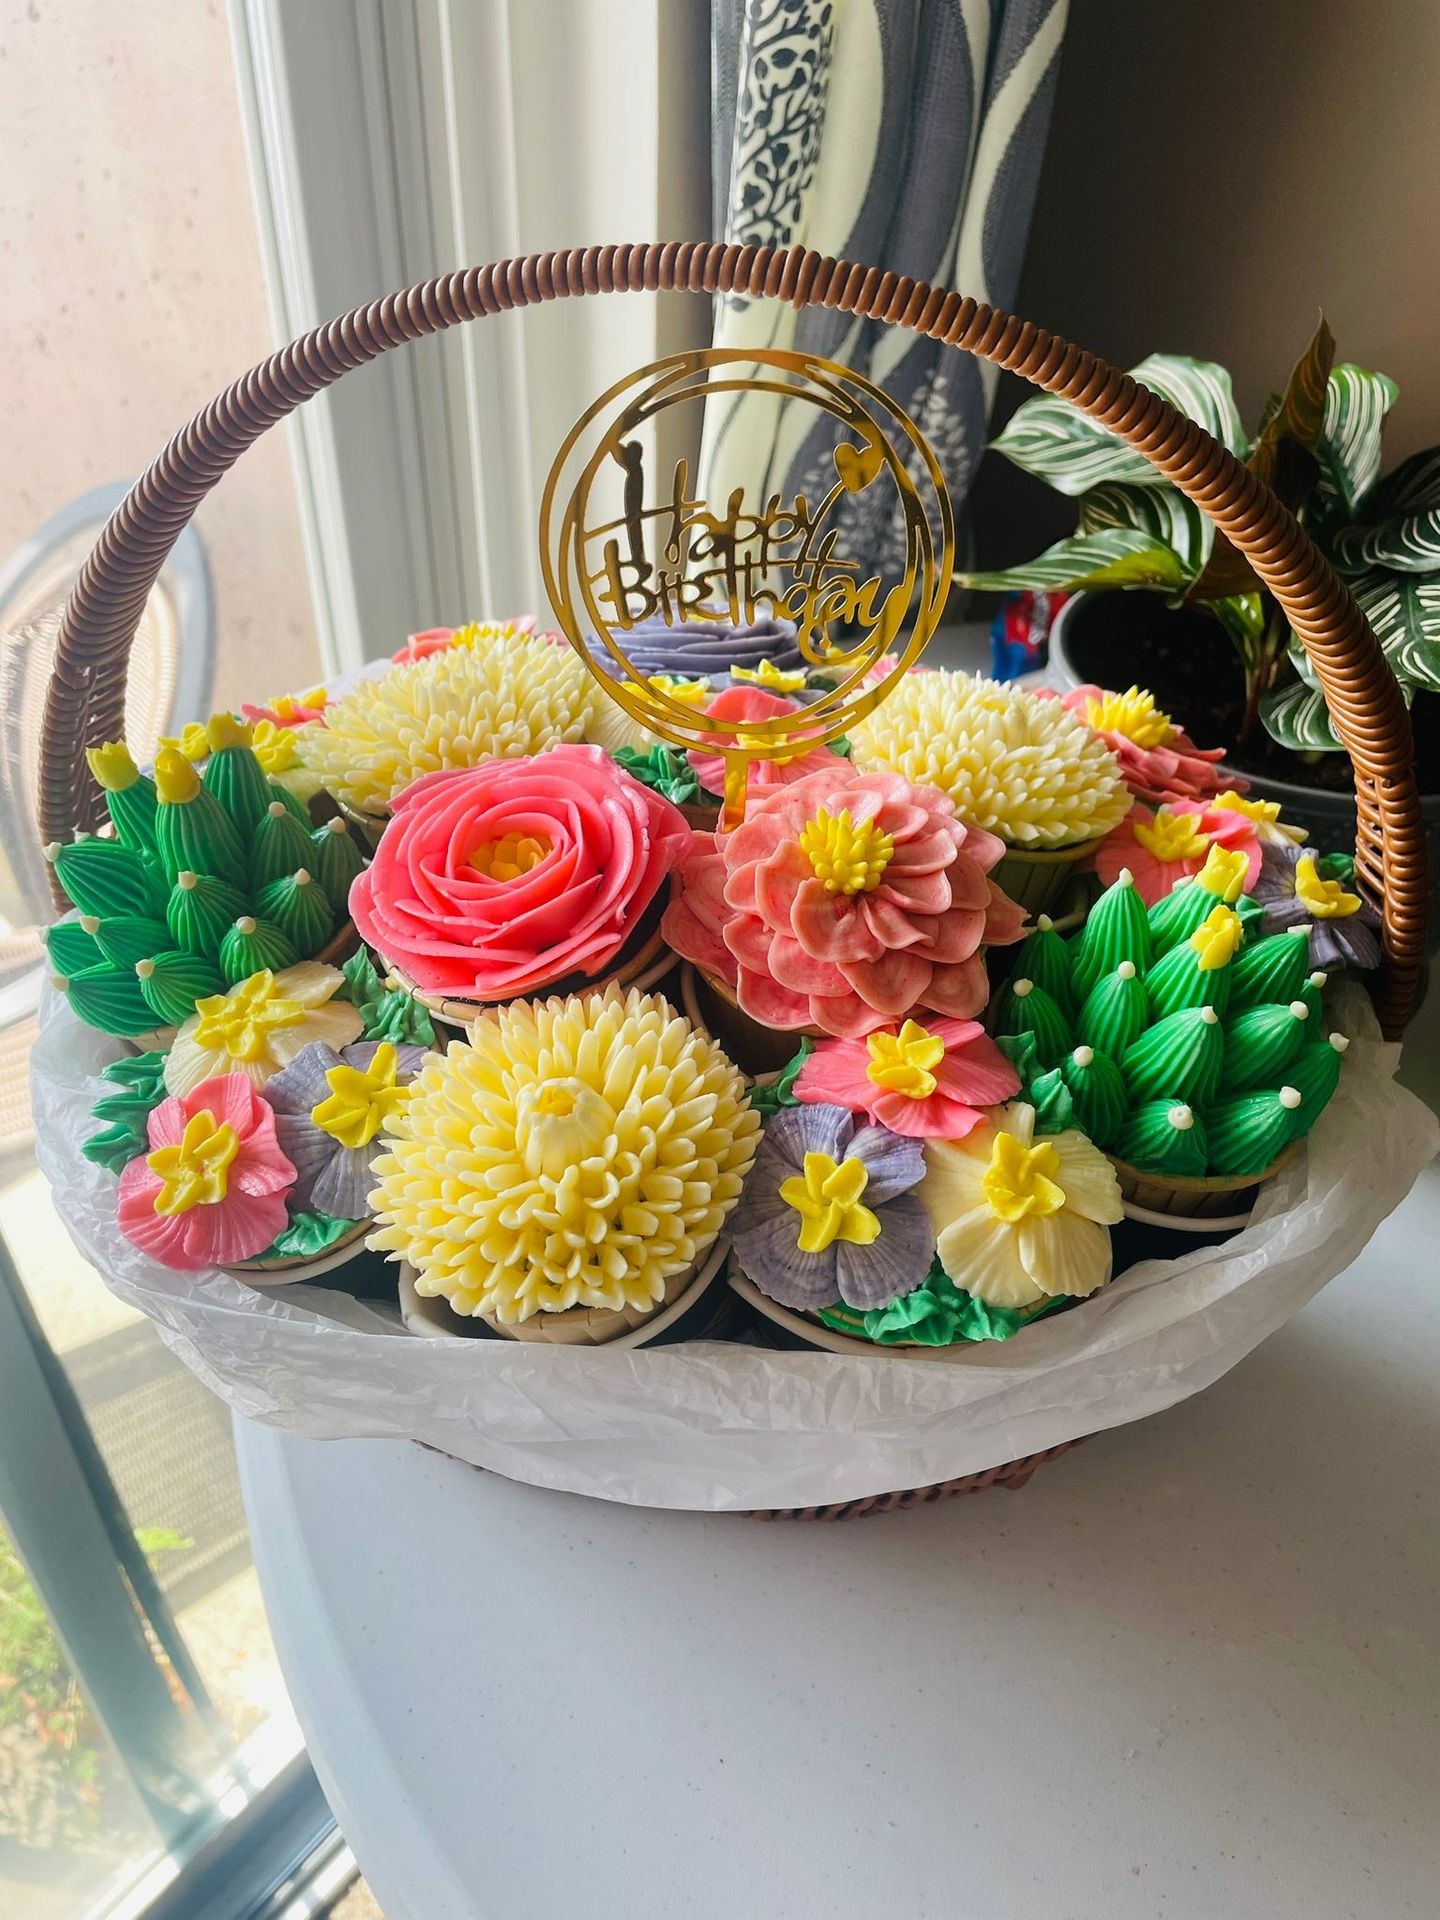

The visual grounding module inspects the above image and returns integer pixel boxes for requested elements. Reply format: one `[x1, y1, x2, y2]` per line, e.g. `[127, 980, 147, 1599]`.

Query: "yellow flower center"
[470, 830, 552, 882]
[516, 1077, 613, 1180]
[158, 723, 211, 765]
[1133, 808, 1211, 864]
[85, 741, 140, 792]
[1195, 843, 1248, 902]
[779, 1151, 881, 1254]
[1083, 686, 1175, 748]
[731, 660, 809, 694]
[270, 688, 328, 721]
[1293, 853, 1361, 919]
[147, 1111, 239, 1215]
[1211, 791, 1282, 830]
[797, 807, 894, 895]
[1189, 903, 1245, 971]
[250, 720, 299, 775]
[192, 971, 306, 1063]
[205, 712, 253, 753]
[310, 1043, 407, 1150]
[866, 1019, 945, 1099]
[981, 1132, 1066, 1224]
[648, 674, 713, 707]
[153, 745, 204, 801]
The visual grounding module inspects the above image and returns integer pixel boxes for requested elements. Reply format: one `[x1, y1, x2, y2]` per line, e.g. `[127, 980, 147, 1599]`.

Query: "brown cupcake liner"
[226, 1216, 372, 1282]
[991, 836, 1107, 915]
[1108, 1140, 1305, 1221]
[398, 1237, 730, 1347]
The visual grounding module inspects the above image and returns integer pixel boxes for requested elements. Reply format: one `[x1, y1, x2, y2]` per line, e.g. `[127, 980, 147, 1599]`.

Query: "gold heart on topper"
[540, 347, 954, 827]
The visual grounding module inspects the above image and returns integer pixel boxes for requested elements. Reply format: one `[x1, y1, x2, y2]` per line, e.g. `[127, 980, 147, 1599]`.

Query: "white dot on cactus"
[177, 870, 198, 890]
[267, 801, 288, 818]
[1289, 1000, 1309, 1019]
[1012, 977, 1034, 998]
[43, 842, 61, 861]
[134, 959, 155, 980]
[1118, 866, 1134, 887]
[79, 914, 100, 935]
[236, 916, 257, 935]
[1279, 1086, 1302, 1110]
[1200, 1005, 1219, 1024]
[325, 816, 349, 836]
[73, 831, 92, 843]
[1168, 1104, 1195, 1130]
[1330, 1033, 1350, 1054]
[1072, 1045, 1094, 1067]
[1308, 970, 1327, 988]
[1117, 961, 1137, 980]
[295, 869, 312, 886]
[51, 973, 68, 991]
[1037, 914, 1053, 932]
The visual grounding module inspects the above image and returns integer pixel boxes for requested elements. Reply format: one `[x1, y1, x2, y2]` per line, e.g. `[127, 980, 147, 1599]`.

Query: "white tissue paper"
[31, 980, 1438, 1512]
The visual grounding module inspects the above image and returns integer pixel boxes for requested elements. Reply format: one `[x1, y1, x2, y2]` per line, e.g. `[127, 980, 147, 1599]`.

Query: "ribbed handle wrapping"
[38, 242, 1426, 1034]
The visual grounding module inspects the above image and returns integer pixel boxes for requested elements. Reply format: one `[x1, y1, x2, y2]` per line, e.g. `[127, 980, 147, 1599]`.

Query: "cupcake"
[729, 1096, 1124, 1350]
[661, 761, 1025, 1069]
[369, 987, 760, 1343]
[299, 631, 593, 824]
[993, 868, 1349, 1224]
[848, 670, 1129, 912]
[349, 744, 690, 1030]
[1049, 683, 1239, 807]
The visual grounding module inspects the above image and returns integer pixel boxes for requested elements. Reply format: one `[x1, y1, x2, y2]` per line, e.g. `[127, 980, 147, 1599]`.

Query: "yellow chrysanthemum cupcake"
[300, 632, 593, 819]
[849, 670, 1129, 911]
[368, 986, 761, 1344]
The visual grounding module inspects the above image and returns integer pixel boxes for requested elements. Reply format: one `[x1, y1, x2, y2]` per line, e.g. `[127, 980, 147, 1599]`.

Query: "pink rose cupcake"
[350, 744, 692, 1020]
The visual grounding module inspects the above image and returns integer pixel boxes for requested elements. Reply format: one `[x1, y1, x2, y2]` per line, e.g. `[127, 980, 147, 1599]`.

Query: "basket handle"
[40, 241, 1426, 1035]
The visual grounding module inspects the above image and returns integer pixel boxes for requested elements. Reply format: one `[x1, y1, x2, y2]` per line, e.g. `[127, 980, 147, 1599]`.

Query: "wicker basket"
[1110, 1140, 1305, 1222]
[36, 243, 1425, 1520]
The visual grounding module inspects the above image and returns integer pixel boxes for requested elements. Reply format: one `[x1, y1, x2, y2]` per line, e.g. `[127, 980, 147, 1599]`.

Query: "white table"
[237, 1026, 1440, 1920]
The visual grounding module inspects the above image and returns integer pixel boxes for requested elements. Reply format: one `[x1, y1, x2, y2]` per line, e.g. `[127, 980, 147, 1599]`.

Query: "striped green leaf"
[1332, 446, 1440, 574]
[1315, 365, 1398, 518]
[1352, 568, 1440, 696]
[1079, 482, 1212, 577]
[956, 529, 1190, 596]
[1261, 677, 1343, 752]
[990, 354, 1246, 497]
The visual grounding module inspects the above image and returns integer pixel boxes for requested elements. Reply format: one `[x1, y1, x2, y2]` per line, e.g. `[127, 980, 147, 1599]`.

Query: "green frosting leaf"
[818, 1268, 1068, 1346]
[310, 816, 367, 900]
[995, 977, 1071, 1069]
[747, 1039, 813, 1116]
[47, 919, 104, 976]
[338, 947, 436, 1046]
[84, 1052, 169, 1173]
[611, 743, 703, 806]
[1071, 872, 1152, 997]
[253, 1211, 361, 1263]
[52, 837, 167, 920]
[204, 743, 275, 838]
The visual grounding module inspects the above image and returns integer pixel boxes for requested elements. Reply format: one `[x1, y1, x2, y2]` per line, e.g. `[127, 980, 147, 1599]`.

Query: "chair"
[0, 485, 213, 1152]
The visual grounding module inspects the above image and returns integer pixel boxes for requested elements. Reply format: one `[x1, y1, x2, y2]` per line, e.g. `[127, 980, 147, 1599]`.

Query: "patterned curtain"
[702, 0, 1069, 573]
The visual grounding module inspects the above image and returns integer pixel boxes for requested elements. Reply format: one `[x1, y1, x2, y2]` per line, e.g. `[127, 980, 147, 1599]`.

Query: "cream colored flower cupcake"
[850, 671, 1129, 911]
[301, 632, 593, 817]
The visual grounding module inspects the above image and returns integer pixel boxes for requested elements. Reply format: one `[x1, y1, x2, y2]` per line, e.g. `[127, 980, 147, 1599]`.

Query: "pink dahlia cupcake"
[350, 744, 691, 1028]
[1048, 684, 1241, 808]
[662, 763, 1025, 1072]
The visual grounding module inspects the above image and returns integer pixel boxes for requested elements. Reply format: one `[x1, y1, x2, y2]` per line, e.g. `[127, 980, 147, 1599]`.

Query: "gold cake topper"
[540, 347, 954, 825]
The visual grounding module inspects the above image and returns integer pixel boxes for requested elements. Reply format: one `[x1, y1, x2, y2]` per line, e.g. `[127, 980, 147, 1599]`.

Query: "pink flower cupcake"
[663, 764, 1025, 1042]
[1049, 684, 1242, 808]
[117, 1074, 295, 1271]
[350, 744, 691, 1010]
[1095, 799, 1263, 905]
[686, 686, 838, 800]
[794, 1016, 1020, 1138]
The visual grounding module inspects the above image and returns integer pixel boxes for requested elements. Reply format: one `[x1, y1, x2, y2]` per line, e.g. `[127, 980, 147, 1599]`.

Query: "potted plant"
[958, 325, 1440, 926]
